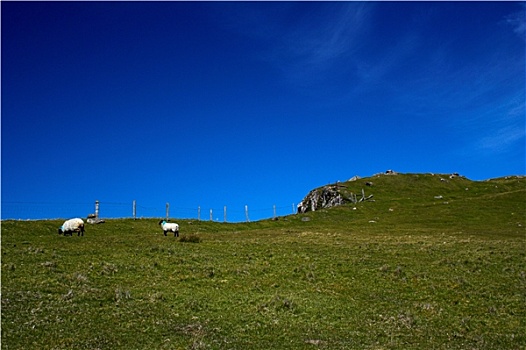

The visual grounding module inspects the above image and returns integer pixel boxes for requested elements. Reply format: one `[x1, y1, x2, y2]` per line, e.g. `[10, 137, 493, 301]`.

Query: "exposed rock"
[348, 175, 361, 182]
[87, 214, 105, 224]
[297, 185, 345, 214]
[87, 218, 105, 224]
[374, 169, 398, 176]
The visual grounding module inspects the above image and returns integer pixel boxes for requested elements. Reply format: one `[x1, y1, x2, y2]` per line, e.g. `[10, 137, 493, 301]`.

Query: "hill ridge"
[294, 171, 525, 238]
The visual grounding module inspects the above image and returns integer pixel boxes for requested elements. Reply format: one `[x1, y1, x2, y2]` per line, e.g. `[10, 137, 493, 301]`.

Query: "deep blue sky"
[2, 2, 525, 221]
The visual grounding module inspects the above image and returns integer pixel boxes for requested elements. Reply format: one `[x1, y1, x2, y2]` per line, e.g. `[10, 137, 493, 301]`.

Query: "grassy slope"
[1, 174, 525, 349]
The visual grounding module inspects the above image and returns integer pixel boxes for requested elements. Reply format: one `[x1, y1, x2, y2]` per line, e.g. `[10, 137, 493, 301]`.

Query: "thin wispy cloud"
[288, 4, 369, 67]
[467, 93, 525, 154]
[252, 2, 524, 160]
[353, 33, 420, 91]
[505, 3, 526, 39]
[268, 3, 372, 88]
[354, 6, 525, 159]
[477, 126, 524, 155]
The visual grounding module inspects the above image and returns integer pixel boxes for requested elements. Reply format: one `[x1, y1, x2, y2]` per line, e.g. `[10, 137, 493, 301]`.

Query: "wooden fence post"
[133, 200, 136, 219]
[95, 200, 99, 219]
[166, 203, 169, 220]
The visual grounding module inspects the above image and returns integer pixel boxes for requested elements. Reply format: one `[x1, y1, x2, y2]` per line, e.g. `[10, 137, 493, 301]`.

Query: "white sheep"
[159, 220, 179, 237]
[58, 218, 85, 236]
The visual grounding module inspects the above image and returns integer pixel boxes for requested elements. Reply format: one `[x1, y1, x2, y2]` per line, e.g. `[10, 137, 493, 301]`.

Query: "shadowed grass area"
[2, 174, 525, 349]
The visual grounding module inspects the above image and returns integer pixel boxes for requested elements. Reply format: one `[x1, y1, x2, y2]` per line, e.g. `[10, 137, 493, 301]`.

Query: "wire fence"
[1, 200, 298, 223]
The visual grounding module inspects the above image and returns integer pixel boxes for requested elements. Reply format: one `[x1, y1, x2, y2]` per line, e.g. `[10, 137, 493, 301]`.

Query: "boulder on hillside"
[297, 185, 345, 214]
[87, 213, 105, 224]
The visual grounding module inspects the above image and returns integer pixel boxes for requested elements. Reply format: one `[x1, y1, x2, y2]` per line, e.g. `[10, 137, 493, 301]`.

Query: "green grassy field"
[2, 174, 525, 349]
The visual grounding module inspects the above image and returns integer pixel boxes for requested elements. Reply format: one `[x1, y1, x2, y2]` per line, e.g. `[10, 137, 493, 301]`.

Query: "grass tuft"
[179, 234, 202, 243]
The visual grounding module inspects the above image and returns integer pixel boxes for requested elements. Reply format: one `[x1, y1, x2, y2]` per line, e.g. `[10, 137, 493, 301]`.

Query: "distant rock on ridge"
[297, 185, 346, 214]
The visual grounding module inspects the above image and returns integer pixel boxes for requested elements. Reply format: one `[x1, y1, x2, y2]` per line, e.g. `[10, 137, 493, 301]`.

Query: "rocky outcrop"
[297, 185, 346, 214]
[374, 169, 398, 176]
[86, 213, 105, 224]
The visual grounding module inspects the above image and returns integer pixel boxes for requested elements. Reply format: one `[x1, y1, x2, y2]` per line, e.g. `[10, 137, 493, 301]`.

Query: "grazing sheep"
[58, 218, 85, 236]
[159, 220, 179, 237]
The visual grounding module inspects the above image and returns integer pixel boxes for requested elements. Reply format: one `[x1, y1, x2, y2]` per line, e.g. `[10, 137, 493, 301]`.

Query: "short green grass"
[2, 174, 525, 349]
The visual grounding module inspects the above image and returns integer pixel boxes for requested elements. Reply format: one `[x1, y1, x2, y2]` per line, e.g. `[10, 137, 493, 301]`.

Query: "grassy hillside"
[304, 173, 525, 237]
[2, 173, 525, 349]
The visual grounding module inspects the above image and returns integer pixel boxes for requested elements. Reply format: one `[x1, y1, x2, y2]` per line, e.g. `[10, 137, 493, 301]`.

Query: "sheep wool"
[59, 218, 85, 236]
[159, 220, 179, 237]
